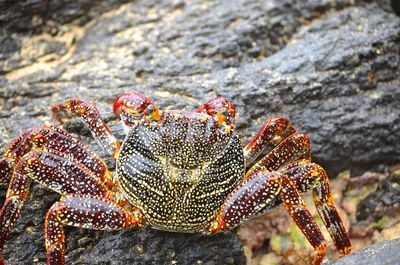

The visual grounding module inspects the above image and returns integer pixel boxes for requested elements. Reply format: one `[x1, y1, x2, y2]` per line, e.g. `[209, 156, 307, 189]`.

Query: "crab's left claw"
[51, 99, 121, 158]
[196, 96, 236, 132]
[113, 92, 161, 131]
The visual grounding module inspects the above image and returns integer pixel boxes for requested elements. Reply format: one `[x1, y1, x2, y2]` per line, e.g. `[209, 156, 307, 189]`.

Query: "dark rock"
[356, 173, 400, 222]
[0, 0, 131, 34]
[0, 0, 399, 264]
[326, 238, 400, 265]
[0, 0, 130, 74]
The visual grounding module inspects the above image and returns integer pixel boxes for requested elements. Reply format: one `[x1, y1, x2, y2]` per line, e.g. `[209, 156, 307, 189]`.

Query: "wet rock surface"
[0, 0, 399, 264]
[327, 238, 400, 265]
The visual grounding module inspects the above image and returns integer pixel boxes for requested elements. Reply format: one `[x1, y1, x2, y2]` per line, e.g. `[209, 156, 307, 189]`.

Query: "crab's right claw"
[196, 97, 236, 133]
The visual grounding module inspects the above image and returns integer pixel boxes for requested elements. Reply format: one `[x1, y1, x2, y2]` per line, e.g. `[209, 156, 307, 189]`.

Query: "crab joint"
[127, 209, 144, 227]
[208, 215, 227, 234]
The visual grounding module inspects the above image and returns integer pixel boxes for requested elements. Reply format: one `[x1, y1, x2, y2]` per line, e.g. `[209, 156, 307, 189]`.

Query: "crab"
[0, 92, 351, 264]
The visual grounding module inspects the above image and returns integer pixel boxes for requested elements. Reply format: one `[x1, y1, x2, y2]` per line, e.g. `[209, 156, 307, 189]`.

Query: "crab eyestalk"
[113, 92, 161, 131]
[196, 96, 236, 133]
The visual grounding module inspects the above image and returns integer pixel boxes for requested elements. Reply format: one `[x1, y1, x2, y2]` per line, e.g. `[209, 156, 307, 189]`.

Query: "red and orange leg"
[0, 168, 30, 251]
[245, 132, 311, 177]
[0, 147, 111, 250]
[0, 126, 112, 184]
[209, 170, 328, 265]
[51, 99, 121, 158]
[46, 195, 142, 264]
[0, 110, 125, 262]
[0, 142, 142, 264]
[282, 163, 352, 255]
[243, 117, 296, 165]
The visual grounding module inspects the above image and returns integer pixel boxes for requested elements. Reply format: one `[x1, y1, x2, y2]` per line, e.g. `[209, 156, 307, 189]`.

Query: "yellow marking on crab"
[209, 219, 220, 233]
[150, 106, 161, 121]
[216, 111, 227, 126]
[300, 159, 310, 165]
[112, 139, 121, 159]
[262, 168, 270, 174]
[126, 108, 140, 116]
[224, 124, 234, 133]
[272, 134, 283, 143]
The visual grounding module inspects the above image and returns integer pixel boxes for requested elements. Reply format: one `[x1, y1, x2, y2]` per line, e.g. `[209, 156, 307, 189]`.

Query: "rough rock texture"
[356, 172, 400, 222]
[0, 0, 131, 74]
[327, 238, 400, 265]
[0, 0, 399, 264]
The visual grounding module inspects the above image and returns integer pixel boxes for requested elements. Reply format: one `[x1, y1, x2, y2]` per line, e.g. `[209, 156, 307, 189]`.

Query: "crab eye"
[144, 104, 161, 122]
[146, 104, 154, 114]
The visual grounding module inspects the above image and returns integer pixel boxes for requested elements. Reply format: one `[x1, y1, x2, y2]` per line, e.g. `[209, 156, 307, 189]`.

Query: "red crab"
[0, 92, 351, 264]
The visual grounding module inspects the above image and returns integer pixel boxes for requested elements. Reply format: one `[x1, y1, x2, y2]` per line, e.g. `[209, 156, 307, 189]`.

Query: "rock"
[326, 238, 400, 265]
[356, 172, 400, 222]
[0, 0, 130, 74]
[0, 0, 399, 264]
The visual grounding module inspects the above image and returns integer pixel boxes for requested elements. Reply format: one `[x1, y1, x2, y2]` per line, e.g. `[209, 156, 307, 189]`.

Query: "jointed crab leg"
[209, 171, 327, 265]
[243, 118, 296, 165]
[0, 159, 13, 184]
[0, 126, 111, 184]
[245, 132, 311, 177]
[20, 148, 111, 196]
[46, 195, 142, 264]
[0, 170, 30, 251]
[51, 99, 121, 158]
[282, 163, 352, 255]
[0, 148, 111, 251]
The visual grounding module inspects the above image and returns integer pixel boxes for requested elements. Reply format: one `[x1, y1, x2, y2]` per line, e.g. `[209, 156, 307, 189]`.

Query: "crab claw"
[113, 92, 161, 130]
[196, 96, 236, 132]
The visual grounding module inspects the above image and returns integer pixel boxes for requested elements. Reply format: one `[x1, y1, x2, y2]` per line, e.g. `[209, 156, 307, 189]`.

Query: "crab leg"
[0, 170, 30, 251]
[282, 163, 352, 255]
[0, 148, 111, 251]
[51, 99, 121, 158]
[245, 132, 311, 178]
[0, 126, 111, 184]
[244, 118, 296, 165]
[0, 159, 13, 184]
[46, 195, 142, 265]
[209, 171, 326, 265]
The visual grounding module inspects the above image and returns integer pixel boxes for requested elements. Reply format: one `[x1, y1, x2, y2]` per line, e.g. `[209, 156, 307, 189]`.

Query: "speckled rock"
[0, 0, 399, 264]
